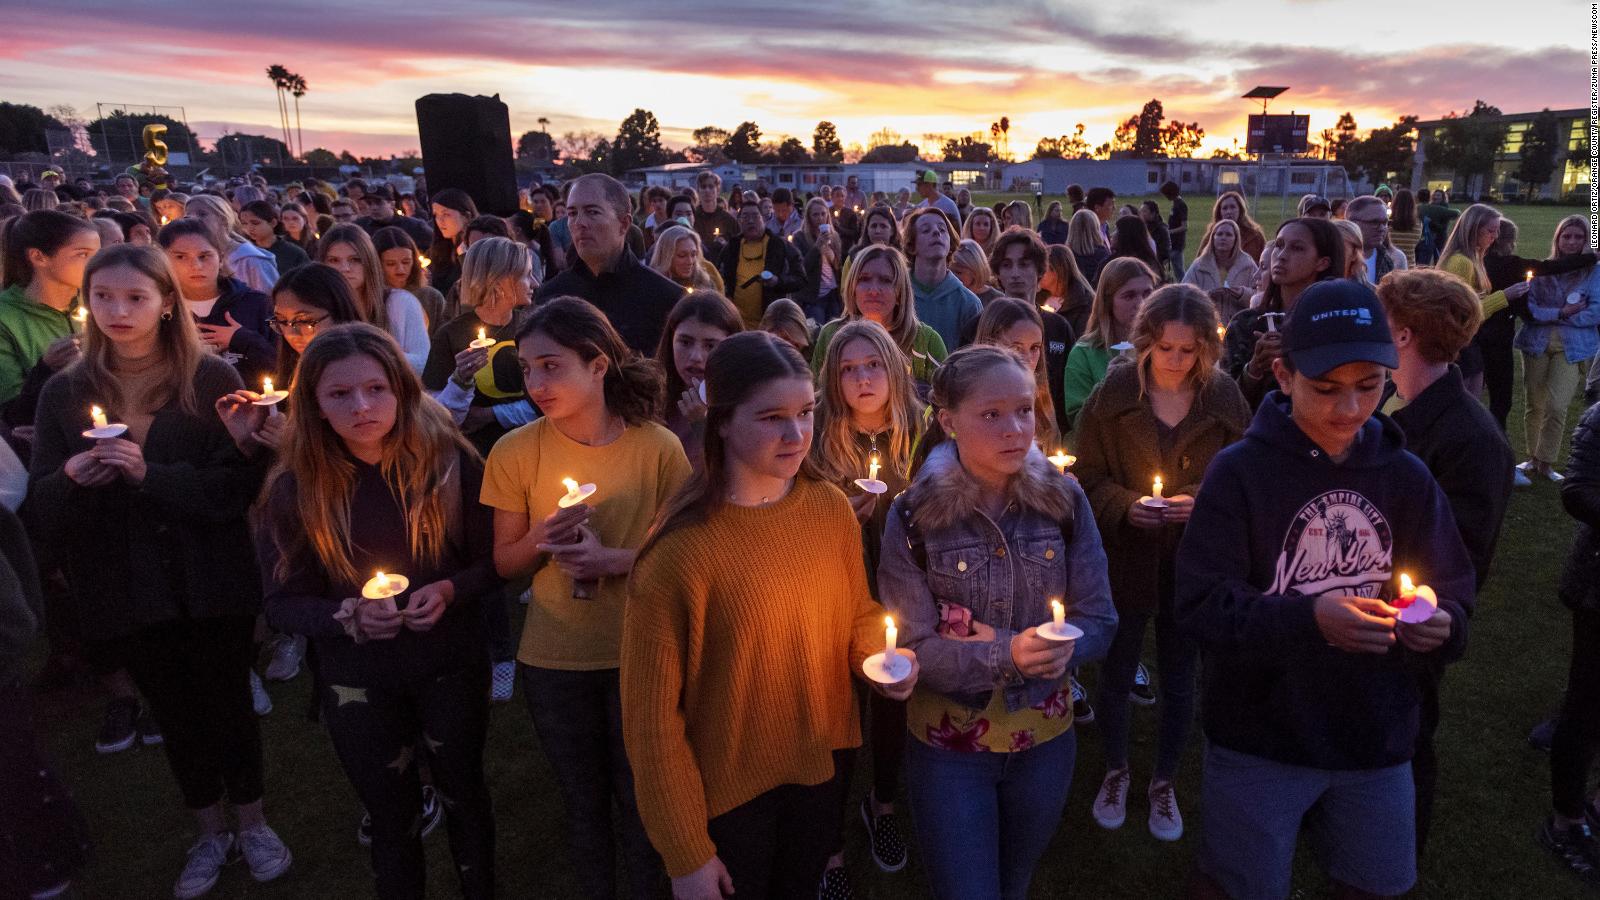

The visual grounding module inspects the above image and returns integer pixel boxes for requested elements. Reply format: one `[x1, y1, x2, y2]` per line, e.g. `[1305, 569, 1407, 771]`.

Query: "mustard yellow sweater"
[1442, 253, 1509, 318]
[620, 477, 884, 877]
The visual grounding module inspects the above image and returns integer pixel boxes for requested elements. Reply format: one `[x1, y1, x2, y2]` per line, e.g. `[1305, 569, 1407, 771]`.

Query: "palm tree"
[537, 117, 551, 160]
[265, 65, 292, 152]
[289, 74, 308, 159]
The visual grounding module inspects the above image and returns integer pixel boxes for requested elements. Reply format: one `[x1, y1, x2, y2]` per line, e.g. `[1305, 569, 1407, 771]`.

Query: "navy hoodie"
[1174, 391, 1474, 771]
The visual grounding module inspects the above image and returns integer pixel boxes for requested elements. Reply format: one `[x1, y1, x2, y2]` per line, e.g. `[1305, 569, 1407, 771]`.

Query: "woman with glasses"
[262, 264, 364, 419]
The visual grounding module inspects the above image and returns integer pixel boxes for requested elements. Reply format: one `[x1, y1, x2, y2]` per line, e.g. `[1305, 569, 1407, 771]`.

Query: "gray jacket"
[878, 442, 1118, 712]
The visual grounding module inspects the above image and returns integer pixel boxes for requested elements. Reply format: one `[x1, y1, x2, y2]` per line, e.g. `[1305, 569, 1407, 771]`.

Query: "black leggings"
[708, 749, 853, 899]
[122, 615, 263, 809]
[1552, 607, 1600, 819]
[322, 661, 494, 900]
[1477, 312, 1517, 431]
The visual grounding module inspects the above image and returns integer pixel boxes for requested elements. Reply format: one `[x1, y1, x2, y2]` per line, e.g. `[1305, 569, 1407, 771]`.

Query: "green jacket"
[812, 318, 948, 387]
[1061, 339, 1112, 428]
[0, 285, 73, 406]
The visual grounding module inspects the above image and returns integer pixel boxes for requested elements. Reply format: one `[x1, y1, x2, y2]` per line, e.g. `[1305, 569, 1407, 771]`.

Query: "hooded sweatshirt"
[1174, 392, 1475, 770]
[911, 270, 982, 352]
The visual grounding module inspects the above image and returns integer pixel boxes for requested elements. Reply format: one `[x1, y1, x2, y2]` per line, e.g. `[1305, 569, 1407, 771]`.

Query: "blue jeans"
[1170, 248, 1186, 278]
[1096, 592, 1197, 778]
[904, 729, 1077, 900]
[1199, 743, 1416, 900]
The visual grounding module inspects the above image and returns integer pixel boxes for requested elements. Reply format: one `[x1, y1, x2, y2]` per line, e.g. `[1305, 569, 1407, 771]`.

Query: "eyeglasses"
[267, 315, 329, 336]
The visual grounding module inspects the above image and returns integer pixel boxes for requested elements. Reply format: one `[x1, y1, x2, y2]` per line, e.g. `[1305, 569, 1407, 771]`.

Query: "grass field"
[30, 197, 1600, 899]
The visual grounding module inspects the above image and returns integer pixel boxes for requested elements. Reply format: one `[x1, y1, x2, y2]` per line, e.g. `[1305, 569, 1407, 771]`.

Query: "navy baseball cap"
[1281, 280, 1397, 378]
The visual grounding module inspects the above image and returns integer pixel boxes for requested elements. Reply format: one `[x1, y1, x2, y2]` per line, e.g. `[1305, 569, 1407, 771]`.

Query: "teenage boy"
[1175, 279, 1475, 900]
[1378, 269, 1513, 859]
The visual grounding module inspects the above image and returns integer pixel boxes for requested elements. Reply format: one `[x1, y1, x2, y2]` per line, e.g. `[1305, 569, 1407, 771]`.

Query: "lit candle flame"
[417, 254, 431, 269]
[477, 327, 487, 344]
[562, 477, 580, 497]
[884, 615, 897, 657]
[1525, 270, 1534, 282]
[1217, 324, 1226, 339]
[1400, 573, 1416, 595]
[375, 571, 390, 592]
[1152, 475, 1164, 499]
[262, 377, 274, 395]
[91, 405, 107, 429]
[1051, 598, 1065, 628]
[72, 306, 88, 323]
[1048, 449, 1074, 473]
[868, 454, 880, 482]
[160, 215, 170, 225]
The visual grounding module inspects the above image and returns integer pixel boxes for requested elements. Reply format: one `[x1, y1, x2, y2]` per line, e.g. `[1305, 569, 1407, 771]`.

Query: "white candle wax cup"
[252, 377, 290, 413]
[1048, 450, 1076, 474]
[361, 571, 409, 601]
[557, 477, 597, 509]
[853, 454, 888, 495]
[1263, 312, 1283, 333]
[1038, 598, 1085, 642]
[469, 327, 495, 350]
[1141, 475, 1169, 509]
[1395, 573, 1439, 625]
[83, 405, 127, 440]
[697, 379, 707, 405]
[863, 615, 912, 683]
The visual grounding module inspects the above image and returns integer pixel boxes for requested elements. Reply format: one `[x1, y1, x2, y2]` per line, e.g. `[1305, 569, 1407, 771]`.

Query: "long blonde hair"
[1084, 257, 1157, 349]
[1196, 218, 1242, 266]
[1005, 200, 1033, 230]
[1067, 209, 1106, 254]
[1131, 284, 1221, 397]
[183, 193, 247, 254]
[270, 323, 476, 586]
[1438, 203, 1501, 291]
[811, 320, 923, 485]
[840, 244, 923, 353]
[647, 224, 718, 291]
[317, 224, 391, 331]
[975, 297, 1058, 445]
[961, 207, 1001, 256]
[459, 236, 529, 311]
[1551, 214, 1589, 259]
[78, 244, 203, 418]
[951, 239, 994, 292]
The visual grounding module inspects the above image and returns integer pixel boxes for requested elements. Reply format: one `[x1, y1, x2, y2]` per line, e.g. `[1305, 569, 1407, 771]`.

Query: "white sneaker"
[172, 831, 235, 899]
[1092, 767, 1130, 830]
[1148, 780, 1184, 841]
[262, 635, 304, 682]
[1517, 460, 1535, 472]
[237, 824, 292, 883]
[1548, 467, 1566, 483]
[1513, 468, 1533, 487]
[249, 670, 272, 716]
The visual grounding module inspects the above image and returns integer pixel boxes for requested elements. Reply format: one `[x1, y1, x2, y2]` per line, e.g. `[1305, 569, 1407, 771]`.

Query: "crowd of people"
[2, 159, 1599, 900]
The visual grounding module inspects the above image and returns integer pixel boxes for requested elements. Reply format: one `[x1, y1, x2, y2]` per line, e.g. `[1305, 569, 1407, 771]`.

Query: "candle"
[361, 570, 409, 601]
[713, 227, 720, 237]
[1525, 269, 1534, 283]
[562, 477, 580, 497]
[91, 405, 108, 429]
[417, 254, 431, 269]
[374, 571, 390, 593]
[1152, 475, 1164, 499]
[1051, 599, 1065, 628]
[884, 615, 897, 658]
[262, 377, 274, 396]
[72, 306, 88, 324]
[1217, 324, 1226, 340]
[160, 214, 169, 225]
[1048, 449, 1075, 473]
[868, 454, 880, 483]
[1398, 573, 1417, 605]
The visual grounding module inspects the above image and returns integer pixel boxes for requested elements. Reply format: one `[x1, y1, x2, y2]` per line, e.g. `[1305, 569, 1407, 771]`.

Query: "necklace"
[727, 492, 773, 505]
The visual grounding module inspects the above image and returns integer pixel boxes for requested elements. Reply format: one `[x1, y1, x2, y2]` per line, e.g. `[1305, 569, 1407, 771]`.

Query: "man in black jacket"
[1378, 269, 1514, 860]
[717, 198, 805, 329]
[535, 173, 682, 355]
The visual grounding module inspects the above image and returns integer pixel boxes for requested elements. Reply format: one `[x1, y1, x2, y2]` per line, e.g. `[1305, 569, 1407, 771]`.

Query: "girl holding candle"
[876, 344, 1117, 900]
[812, 244, 947, 391]
[1060, 257, 1157, 428]
[258, 323, 498, 900]
[27, 243, 291, 898]
[0, 210, 98, 409]
[646, 223, 724, 295]
[1072, 285, 1248, 842]
[157, 218, 277, 386]
[1514, 216, 1598, 483]
[622, 331, 917, 900]
[372, 226, 449, 331]
[1437, 203, 1533, 400]
[483, 296, 691, 899]
[318, 224, 430, 372]
[975, 297, 1061, 448]
[422, 237, 536, 456]
[654, 290, 743, 477]
[810, 318, 925, 884]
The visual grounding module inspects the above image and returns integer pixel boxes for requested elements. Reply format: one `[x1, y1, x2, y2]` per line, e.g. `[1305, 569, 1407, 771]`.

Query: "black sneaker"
[817, 865, 854, 900]
[1070, 676, 1095, 724]
[1539, 816, 1600, 886]
[1130, 663, 1157, 706]
[137, 709, 163, 745]
[1530, 718, 1557, 752]
[357, 810, 372, 848]
[95, 698, 138, 754]
[859, 795, 907, 872]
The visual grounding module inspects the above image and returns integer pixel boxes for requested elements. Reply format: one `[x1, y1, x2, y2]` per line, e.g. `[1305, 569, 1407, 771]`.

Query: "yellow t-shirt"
[480, 418, 692, 670]
[907, 678, 1074, 753]
[733, 236, 769, 328]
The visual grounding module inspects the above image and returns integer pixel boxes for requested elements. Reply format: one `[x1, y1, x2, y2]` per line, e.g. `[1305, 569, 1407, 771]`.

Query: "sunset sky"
[3, 1, 1587, 160]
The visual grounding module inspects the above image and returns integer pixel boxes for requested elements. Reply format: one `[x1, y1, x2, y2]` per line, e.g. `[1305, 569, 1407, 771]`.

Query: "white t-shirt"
[185, 296, 220, 318]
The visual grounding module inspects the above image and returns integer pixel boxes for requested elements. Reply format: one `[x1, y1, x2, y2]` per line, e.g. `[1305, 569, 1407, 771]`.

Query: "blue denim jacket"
[878, 442, 1118, 713]
[1514, 264, 1600, 363]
